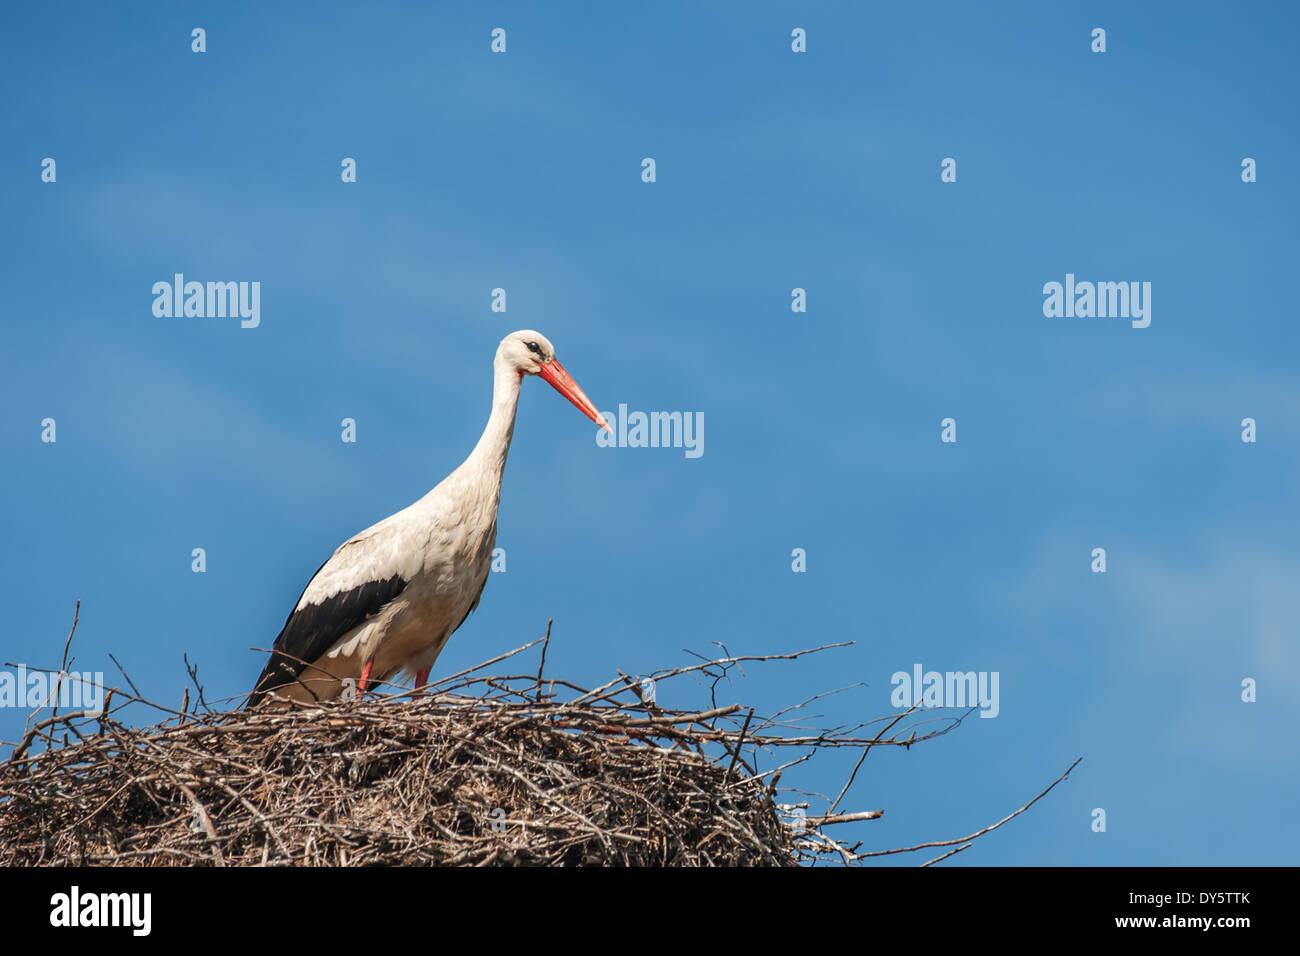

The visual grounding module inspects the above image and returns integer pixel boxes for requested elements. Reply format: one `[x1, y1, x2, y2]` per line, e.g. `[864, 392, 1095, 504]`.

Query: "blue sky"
[2, 1, 1296, 865]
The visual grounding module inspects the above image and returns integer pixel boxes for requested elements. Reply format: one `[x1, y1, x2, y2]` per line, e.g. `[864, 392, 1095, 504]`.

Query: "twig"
[52, 601, 80, 720]
[920, 842, 973, 866]
[535, 619, 552, 702]
[860, 757, 1083, 859]
[107, 653, 143, 699]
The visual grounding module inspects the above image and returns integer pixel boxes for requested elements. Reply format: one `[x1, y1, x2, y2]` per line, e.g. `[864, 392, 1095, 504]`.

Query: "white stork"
[248, 330, 609, 707]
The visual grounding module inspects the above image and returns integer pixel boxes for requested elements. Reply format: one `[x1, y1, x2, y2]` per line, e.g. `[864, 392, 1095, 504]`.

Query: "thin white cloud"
[1086, 374, 1300, 438]
[1007, 534, 1300, 771]
[72, 335, 349, 502]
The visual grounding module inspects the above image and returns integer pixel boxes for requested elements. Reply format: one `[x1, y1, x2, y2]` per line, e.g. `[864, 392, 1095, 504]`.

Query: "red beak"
[537, 358, 611, 433]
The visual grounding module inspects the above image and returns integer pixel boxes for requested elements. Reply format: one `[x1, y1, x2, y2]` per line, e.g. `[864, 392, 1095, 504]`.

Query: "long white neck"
[463, 358, 522, 488]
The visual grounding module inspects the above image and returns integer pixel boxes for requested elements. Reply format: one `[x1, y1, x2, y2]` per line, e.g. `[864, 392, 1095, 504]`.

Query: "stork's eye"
[526, 341, 543, 356]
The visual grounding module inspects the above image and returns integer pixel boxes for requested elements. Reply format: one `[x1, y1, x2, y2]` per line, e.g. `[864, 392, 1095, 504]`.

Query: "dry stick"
[534, 619, 552, 702]
[724, 708, 755, 785]
[52, 600, 80, 721]
[621, 704, 741, 727]
[3, 665, 162, 720]
[920, 842, 973, 867]
[749, 751, 817, 784]
[210, 779, 292, 860]
[11, 667, 191, 724]
[6, 613, 82, 741]
[183, 653, 211, 713]
[569, 642, 854, 707]
[827, 701, 926, 817]
[71, 772, 160, 830]
[98, 688, 116, 730]
[755, 681, 870, 730]
[860, 757, 1083, 859]
[171, 779, 225, 867]
[690, 641, 744, 711]
[424, 639, 544, 692]
[744, 725, 961, 749]
[107, 653, 143, 700]
[807, 810, 883, 827]
[7, 710, 99, 767]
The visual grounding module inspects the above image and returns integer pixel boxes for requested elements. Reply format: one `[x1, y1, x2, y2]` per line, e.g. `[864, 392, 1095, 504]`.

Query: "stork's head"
[498, 329, 611, 433]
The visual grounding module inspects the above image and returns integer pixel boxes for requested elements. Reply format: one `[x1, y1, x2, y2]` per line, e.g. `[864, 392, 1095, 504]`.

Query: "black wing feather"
[248, 564, 407, 707]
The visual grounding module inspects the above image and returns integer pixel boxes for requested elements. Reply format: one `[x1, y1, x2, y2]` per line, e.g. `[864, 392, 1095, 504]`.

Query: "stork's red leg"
[356, 659, 374, 700]
[414, 667, 431, 696]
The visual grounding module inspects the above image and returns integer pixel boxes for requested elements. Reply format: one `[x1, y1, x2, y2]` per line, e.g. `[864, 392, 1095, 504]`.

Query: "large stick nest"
[2, 696, 796, 866]
[1, 631, 1002, 867]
